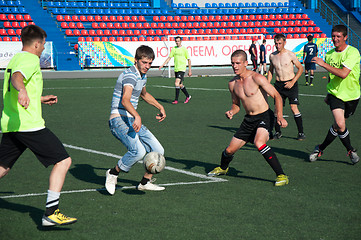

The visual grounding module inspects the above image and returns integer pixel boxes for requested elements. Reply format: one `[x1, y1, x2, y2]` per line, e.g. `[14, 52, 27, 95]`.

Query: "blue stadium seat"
[278, 2, 284, 7]
[256, 8, 263, 14]
[205, 3, 211, 8]
[271, 2, 277, 7]
[75, 9, 82, 15]
[249, 9, 256, 14]
[189, 9, 196, 14]
[143, 3, 150, 8]
[231, 3, 237, 8]
[238, 3, 245, 8]
[192, 3, 198, 8]
[176, 9, 182, 15]
[162, 9, 168, 15]
[185, 3, 191, 8]
[245, 3, 251, 7]
[218, 3, 224, 8]
[111, 9, 119, 15]
[147, 9, 155, 15]
[251, 2, 257, 7]
[225, 3, 231, 8]
[258, 2, 264, 7]
[242, 8, 249, 14]
[178, 3, 184, 8]
[235, 9, 242, 14]
[171, 3, 177, 8]
[208, 9, 216, 14]
[265, 2, 271, 7]
[211, 3, 217, 8]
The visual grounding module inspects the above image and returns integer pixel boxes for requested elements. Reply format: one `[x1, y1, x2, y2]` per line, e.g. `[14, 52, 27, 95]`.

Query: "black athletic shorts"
[326, 94, 359, 118]
[274, 80, 299, 105]
[0, 128, 69, 169]
[305, 62, 316, 71]
[175, 71, 185, 83]
[234, 109, 274, 144]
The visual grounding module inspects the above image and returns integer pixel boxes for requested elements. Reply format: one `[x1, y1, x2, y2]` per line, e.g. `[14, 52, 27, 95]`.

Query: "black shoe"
[297, 133, 306, 141]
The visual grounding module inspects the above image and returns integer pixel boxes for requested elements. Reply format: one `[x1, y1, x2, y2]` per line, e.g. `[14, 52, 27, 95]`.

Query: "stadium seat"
[3, 36, 11, 41]
[12, 22, 20, 28]
[93, 37, 100, 41]
[85, 37, 92, 41]
[314, 33, 320, 38]
[68, 22, 76, 28]
[80, 29, 88, 36]
[15, 28, 21, 35]
[65, 29, 73, 36]
[73, 29, 81, 36]
[320, 33, 327, 38]
[60, 22, 68, 28]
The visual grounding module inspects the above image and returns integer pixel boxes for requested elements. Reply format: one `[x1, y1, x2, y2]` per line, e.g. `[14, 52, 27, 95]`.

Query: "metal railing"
[317, 0, 361, 50]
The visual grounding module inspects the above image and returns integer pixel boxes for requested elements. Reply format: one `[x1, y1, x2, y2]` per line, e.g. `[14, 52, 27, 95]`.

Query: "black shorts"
[175, 71, 185, 83]
[274, 80, 299, 105]
[0, 128, 69, 169]
[234, 109, 274, 144]
[305, 62, 316, 71]
[326, 94, 359, 118]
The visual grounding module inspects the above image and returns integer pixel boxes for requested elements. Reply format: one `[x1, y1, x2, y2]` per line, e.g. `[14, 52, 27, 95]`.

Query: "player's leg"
[207, 137, 246, 176]
[137, 125, 165, 191]
[263, 63, 267, 76]
[173, 77, 181, 104]
[254, 128, 288, 186]
[0, 133, 26, 178]
[309, 69, 315, 86]
[18, 128, 77, 226]
[305, 68, 309, 85]
[289, 82, 305, 140]
[177, 72, 191, 103]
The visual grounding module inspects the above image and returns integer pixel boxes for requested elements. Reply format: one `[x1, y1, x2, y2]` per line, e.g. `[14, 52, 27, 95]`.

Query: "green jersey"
[1, 51, 45, 133]
[169, 46, 190, 72]
[326, 45, 361, 101]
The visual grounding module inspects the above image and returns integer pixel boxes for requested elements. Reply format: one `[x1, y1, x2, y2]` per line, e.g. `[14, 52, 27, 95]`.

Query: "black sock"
[140, 177, 150, 185]
[319, 126, 338, 151]
[310, 74, 314, 84]
[305, 73, 309, 83]
[181, 86, 190, 98]
[220, 150, 234, 170]
[338, 128, 353, 152]
[175, 87, 180, 101]
[294, 113, 304, 133]
[109, 167, 119, 175]
[259, 144, 284, 176]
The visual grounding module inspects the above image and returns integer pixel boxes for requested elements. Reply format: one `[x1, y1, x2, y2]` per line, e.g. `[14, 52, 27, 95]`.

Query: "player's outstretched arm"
[140, 87, 166, 122]
[41, 95, 58, 105]
[159, 57, 171, 70]
[312, 57, 351, 79]
[187, 59, 192, 77]
[11, 72, 29, 109]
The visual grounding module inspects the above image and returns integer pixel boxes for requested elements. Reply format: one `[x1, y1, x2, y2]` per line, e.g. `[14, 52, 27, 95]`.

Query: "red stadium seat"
[302, 14, 310, 20]
[172, 22, 179, 28]
[116, 37, 123, 41]
[116, 16, 123, 22]
[268, 21, 275, 27]
[131, 16, 138, 22]
[79, 15, 87, 22]
[12, 22, 20, 28]
[128, 23, 136, 29]
[293, 34, 300, 38]
[78, 37, 85, 41]
[102, 16, 110, 22]
[274, 28, 281, 33]
[68, 22, 76, 28]
[153, 16, 159, 22]
[208, 15, 215, 21]
[202, 15, 209, 21]
[86, 37, 92, 41]
[101, 37, 108, 41]
[159, 16, 166, 21]
[8, 14, 16, 21]
[314, 27, 321, 32]
[89, 30, 96, 36]
[167, 16, 174, 21]
[107, 23, 114, 29]
[124, 16, 131, 22]
[20, 21, 27, 28]
[314, 33, 320, 38]
[139, 16, 145, 22]
[63, 15, 71, 21]
[15, 28, 21, 35]
[300, 34, 307, 38]
[72, 15, 80, 22]
[73, 29, 81, 36]
[195, 15, 201, 21]
[248, 22, 255, 27]
[282, 21, 288, 27]
[104, 29, 111, 36]
[122, 23, 129, 29]
[65, 29, 73, 36]
[177, 29, 184, 35]
[12, 37, 20, 41]
[60, 22, 69, 28]
[87, 16, 94, 22]
[81, 30, 88, 36]
[111, 30, 119, 36]
[282, 14, 289, 20]
[256, 15, 262, 21]
[263, 15, 270, 21]
[249, 15, 255, 21]
[56, 15, 64, 21]
[114, 23, 121, 29]
[3, 36, 11, 41]
[109, 16, 116, 22]
[266, 35, 273, 39]
[24, 14, 32, 21]
[255, 21, 261, 27]
[287, 34, 293, 39]
[0, 14, 7, 21]
[320, 33, 327, 38]
[96, 30, 104, 36]
[262, 21, 268, 27]
[109, 37, 116, 41]
[91, 22, 99, 29]
[93, 37, 100, 41]
[138, 36, 145, 41]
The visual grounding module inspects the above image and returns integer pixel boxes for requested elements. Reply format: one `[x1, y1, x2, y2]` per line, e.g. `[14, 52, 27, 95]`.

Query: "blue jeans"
[109, 116, 164, 172]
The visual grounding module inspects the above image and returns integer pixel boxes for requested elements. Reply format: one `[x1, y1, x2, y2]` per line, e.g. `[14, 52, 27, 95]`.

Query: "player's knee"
[0, 166, 10, 178]
[60, 157, 72, 169]
[334, 121, 346, 132]
[225, 147, 236, 156]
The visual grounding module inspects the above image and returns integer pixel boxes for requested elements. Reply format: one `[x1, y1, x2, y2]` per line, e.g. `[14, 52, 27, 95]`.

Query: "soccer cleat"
[310, 83, 314, 86]
[347, 149, 360, 165]
[184, 96, 192, 104]
[305, 82, 309, 86]
[309, 145, 323, 162]
[105, 169, 118, 195]
[297, 132, 306, 141]
[207, 166, 229, 177]
[275, 174, 289, 186]
[42, 209, 77, 226]
[137, 179, 165, 191]
[172, 100, 178, 104]
[273, 132, 282, 139]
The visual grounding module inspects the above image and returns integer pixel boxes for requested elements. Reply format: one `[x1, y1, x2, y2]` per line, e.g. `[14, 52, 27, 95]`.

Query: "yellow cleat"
[42, 209, 77, 226]
[207, 166, 229, 177]
[275, 174, 289, 187]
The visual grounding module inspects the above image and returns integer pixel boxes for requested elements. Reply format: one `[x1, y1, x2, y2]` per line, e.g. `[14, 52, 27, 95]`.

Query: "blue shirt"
[303, 42, 318, 63]
[111, 65, 146, 117]
[259, 44, 266, 61]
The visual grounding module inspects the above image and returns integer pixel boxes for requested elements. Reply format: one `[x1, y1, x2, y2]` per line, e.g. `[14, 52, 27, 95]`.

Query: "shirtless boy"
[208, 50, 289, 187]
[268, 34, 305, 140]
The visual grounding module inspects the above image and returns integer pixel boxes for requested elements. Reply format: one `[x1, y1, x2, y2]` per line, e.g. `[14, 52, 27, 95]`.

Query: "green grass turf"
[0, 72, 360, 240]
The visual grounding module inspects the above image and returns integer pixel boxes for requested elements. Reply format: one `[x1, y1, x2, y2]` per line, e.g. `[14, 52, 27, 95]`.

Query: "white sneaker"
[137, 180, 165, 191]
[105, 169, 118, 195]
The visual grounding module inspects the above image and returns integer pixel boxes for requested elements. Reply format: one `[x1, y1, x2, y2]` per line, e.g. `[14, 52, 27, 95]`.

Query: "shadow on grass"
[0, 198, 72, 231]
[69, 164, 145, 195]
[165, 156, 273, 184]
[208, 125, 237, 134]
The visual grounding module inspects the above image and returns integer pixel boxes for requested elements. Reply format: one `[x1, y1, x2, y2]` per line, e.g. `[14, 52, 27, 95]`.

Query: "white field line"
[0, 144, 226, 199]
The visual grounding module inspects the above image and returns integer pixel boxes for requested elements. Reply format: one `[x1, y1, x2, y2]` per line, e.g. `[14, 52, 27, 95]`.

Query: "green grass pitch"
[0, 72, 360, 240]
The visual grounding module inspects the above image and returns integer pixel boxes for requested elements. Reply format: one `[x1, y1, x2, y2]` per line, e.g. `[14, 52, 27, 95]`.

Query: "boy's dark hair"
[332, 25, 348, 37]
[307, 35, 313, 42]
[135, 45, 155, 60]
[231, 50, 247, 61]
[175, 36, 182, 41]
[274, 33, 286, 41]
[21, 25, 47, 46]
[263, 39, 266, 43]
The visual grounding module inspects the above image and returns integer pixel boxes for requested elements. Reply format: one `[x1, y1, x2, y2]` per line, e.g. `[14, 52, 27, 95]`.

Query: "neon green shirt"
[169, 46, 190, 72]
[1, 51, 45, 133]
[326, 45, 361, 101]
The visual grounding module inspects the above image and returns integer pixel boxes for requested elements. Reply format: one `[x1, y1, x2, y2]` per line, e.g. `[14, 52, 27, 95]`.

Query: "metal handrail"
[317, 0, 361, 50]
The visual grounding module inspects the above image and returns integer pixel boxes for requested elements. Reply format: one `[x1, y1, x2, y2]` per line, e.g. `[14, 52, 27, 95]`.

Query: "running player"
[303, 35, 318, 86]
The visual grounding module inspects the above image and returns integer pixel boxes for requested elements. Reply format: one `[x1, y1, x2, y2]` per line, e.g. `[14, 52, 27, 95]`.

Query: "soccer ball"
[143, 152, 166, 174]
